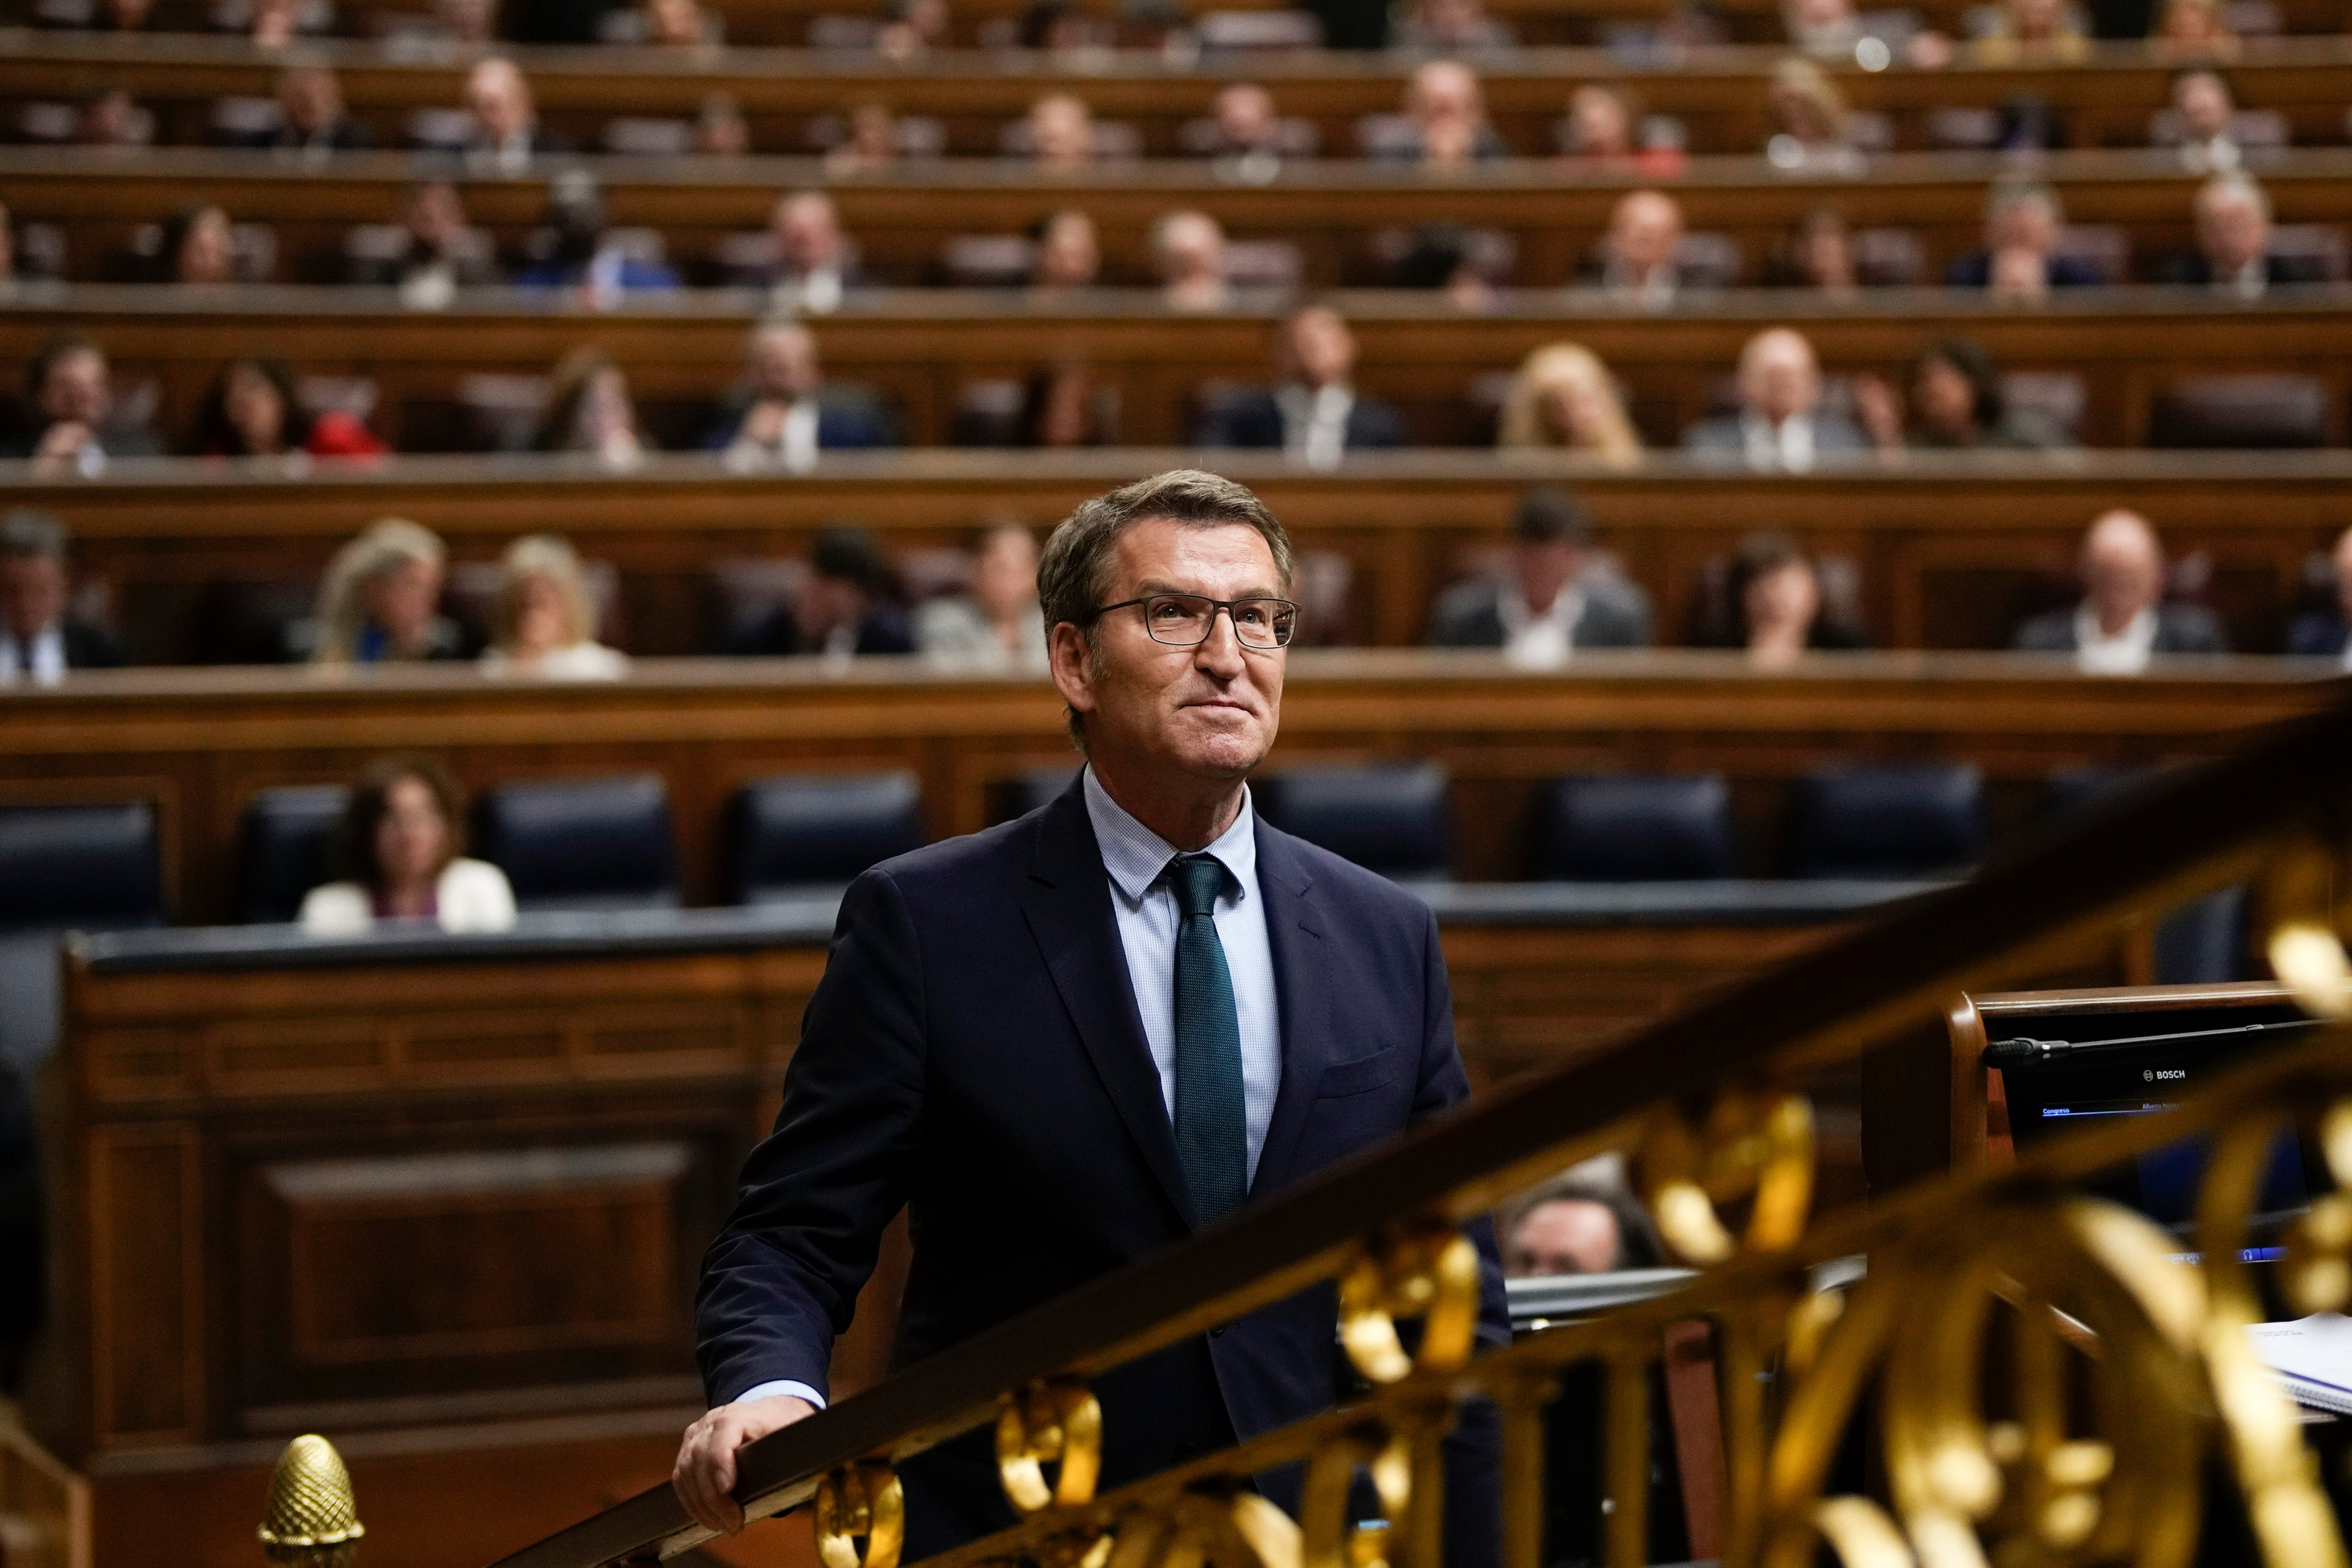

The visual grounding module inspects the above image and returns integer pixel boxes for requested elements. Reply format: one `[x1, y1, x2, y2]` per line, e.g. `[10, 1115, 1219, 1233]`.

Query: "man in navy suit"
[703, 320, 898, 470]
[1192, 305, 1409, 467]
[675, 469, 1506, 1560]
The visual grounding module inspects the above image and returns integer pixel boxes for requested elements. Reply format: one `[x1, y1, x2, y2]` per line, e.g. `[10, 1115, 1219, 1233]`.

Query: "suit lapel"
[1250, 822, 1335, 1200]
[1020, 783, 1194, 1225]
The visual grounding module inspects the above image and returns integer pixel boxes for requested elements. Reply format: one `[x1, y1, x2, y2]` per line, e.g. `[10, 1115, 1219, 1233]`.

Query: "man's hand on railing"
[672, 1394, 818, 1536]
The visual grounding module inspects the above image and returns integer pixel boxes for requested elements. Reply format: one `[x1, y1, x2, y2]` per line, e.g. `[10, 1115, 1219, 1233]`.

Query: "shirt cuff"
[733, 1379, 826, 1410]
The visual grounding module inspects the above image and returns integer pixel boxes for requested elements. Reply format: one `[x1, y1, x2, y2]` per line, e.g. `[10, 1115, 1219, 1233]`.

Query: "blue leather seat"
[1258, 763, 1450, 880]
[474, 775, 679, 912]
[730, 772, 925, 902]
[238, 785, 349, 924]
[2042, 764, 2155, 823]
[2153, 886, 2249, 984]
[1785, 763, 1985, 879]
[995, 766, 1083, 824]
[1534, 774, 1737, 881]
[0, 801, 163, 1081]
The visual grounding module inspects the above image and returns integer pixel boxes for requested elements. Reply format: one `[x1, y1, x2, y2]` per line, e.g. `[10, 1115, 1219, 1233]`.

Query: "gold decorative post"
[258, 1434, 365, 1568]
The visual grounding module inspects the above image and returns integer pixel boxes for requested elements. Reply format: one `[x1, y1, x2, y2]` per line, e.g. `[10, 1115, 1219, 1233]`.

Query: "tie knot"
[1170, 854, 1225, 918]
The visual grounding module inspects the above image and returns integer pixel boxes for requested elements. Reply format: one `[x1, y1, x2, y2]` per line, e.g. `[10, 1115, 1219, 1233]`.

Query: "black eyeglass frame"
[1081, 593, 1302, 650]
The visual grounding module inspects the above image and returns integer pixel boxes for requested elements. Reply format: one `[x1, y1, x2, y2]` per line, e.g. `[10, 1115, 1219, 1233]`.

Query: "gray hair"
[1036, 469, 1293, 748]
[2199, 171, 2271, 223]
[0, 508, 67, 562]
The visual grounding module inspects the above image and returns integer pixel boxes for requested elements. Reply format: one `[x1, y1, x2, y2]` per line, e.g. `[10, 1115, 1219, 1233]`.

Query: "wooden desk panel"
[8, 36, 2352, 158]
[11, 285, 2352, 450]
[3, 146, 2346, 289]
[0, 653, 2332, 922]
[13, 452, 2352, 659]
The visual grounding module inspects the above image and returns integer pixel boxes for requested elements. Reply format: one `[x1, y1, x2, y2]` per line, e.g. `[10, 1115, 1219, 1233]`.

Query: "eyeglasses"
[1086, 593, 1299, 650]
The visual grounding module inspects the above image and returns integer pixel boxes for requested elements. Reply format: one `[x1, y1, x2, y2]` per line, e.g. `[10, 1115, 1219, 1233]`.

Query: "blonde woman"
[1495, 342, 1642, 466]
[1766, 56, 1853, 159]
[310, 517, 461, 665]
[479, 533, 628, 681]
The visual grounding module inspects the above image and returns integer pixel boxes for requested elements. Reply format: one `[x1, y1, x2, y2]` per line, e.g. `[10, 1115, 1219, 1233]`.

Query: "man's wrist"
[732, 1379, 826, 1410]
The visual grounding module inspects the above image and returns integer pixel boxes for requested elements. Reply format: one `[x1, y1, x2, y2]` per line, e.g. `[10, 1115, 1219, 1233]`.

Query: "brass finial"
[259, 1434, 365, 1567]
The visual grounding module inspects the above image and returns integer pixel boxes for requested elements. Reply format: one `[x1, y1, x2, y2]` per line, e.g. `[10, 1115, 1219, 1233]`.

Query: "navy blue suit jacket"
[696, 780, 1506, 1561]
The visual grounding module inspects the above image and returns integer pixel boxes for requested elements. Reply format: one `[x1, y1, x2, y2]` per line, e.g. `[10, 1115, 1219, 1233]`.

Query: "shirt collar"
[1082, 764, 1257, 907]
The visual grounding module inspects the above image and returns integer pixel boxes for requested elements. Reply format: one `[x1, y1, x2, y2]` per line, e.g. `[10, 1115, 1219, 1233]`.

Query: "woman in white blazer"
[298, 756, 517, 936]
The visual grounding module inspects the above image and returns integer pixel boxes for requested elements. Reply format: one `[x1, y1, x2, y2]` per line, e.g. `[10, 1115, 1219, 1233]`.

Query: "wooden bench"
[11, 282, 2352, 449]
[13, 451, 2352, 658]
[4, 145, 2347, 288]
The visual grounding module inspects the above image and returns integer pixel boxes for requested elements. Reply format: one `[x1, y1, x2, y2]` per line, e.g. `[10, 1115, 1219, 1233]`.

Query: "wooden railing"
[488, 681, 2352, 1568]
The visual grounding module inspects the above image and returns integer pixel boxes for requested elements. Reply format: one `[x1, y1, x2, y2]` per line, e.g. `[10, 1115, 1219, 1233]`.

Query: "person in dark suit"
[1680, 326, 1870, 470]
[2013, 509, 2227, 673]
[703, 320, 898, 470]
[2157, 174, 2326, 299]
[1942, 179, 2104, 295]
[1192, 304, 1407, 468]
[747, 190, 866, 313]
[264, 65, 372, 155]
[1426, 486, 1652, 663]
[724, 525, 915, 656]
[0, 331, 163, 474]
[0, 509, 126, 681]
[458, 56, 570, 175]
[2286, 525, 2352, 663]
[676, 469, 1507, 1560]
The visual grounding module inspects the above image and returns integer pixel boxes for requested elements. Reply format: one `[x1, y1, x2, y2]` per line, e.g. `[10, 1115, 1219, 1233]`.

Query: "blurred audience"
[1500, 1172, 1661, 1276]
[695, 93, 751, 156]
[706, 320, 897, 471]
[1494, 342, 1642, 466]
[1393, 0, 1516, 54]
[2153, 0, 2237, 59]
[755, 190, 863, 314]
[2013, 509, 2225, 672]
[156, 204, 239, 286]
[1718, 531, 1863, 665]
[298, 756, 517, 936]
[4, 332, 162, 474]
[914, 522, 1049, 673]
[729, 526, 914, 656]
[1150, 210, 1230, 313]
[2286, 526, 2352, 664]
[354, 182, 501, 306]
[2161, 174, 2320, 297]
[1683, 328, 1867, 471]
[515, 171, 682, 297]
[532, 348, 647, 468]
[1781, 0, 1860, 55]
[463, 57, 567, 175]
[1380, 60, 1508, 169]
[1017, 364, 1116, 446]
[1944, 179, 2098, 298]
[1765, 205, 1860, 294]
[1427, 487, 1652, 664]
[2167, 67, 2245, 172]
[0, 509, 125, 682]
[1384, 223, 1502, 308]
[875, 0, 949, 60]
[825, 101, 905, 176]
[76, 86, 151, 148]
[642, 0, 713, 45]
[190, 358, 388, 461]
[310, 517, 463, 665]
[1557, 84, 1685, 178]
[1855, 338, 2073, 452]
[480, 534, 629, 680]
[270, 64, 371, 155]
[1024, 93, 1098, 172]
[1029, 209, 1102, 290]
[1579, 189, 1688, 309]
[1971, 0, 2088, 61]
[1193, 303, 1405, 467]
[1764, 56, 1861, 170]
[437, 0, 498, 43]
[1198, 83, 1298, 181]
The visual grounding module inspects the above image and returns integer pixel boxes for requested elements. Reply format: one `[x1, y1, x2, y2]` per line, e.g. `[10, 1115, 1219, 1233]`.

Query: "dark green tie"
[1169, 853, 1247, 1226]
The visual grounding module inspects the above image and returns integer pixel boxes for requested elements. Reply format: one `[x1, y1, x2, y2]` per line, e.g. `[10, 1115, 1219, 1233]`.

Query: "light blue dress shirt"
[733, 768, 1284, 1413]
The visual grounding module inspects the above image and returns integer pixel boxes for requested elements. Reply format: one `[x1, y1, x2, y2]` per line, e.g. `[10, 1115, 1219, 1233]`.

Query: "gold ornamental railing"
[495, 684, 2352, 1568]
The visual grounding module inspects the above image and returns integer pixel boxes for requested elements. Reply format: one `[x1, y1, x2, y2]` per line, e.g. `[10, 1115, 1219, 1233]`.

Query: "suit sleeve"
[694, 868, 929, 1407]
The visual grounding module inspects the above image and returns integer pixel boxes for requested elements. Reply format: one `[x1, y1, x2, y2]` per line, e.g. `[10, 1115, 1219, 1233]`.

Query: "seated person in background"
[875, 0, 949, 60]
[1557, 84, 1686, 178]
[298, 756, 517, 936]
[755, 190, 862, 314]
[705, 320, 897, 470]
[480, 534, 630, 680]
[1719, 531, 1863, 666]
[76, 85, 151, 147]
[728, 525, 914, 656]
[462, 57, 568, 175]
[1199, 83, 1295, 180]
[1192, 302, 1406, 467]
[190, 358, 388, 461]
[824, 100, 904, 176]
[1428, 487, 1652, 664]
[2013, 509, 2226, 673]
[437, 0, 497, 43]
[0, 509, 126, 681]
[1023, 92, 1097, 173]
[2166, 67, 2246, 172]
[1501, 1171, 1661, 1276]
[1017, 363, 1115, 446]
[1028, 208, 1101, 289]
[3, 331, 163, 473]
[1764, 205, 1860, 294]
[642, 0, 712, 45]
[1385, 223, 1501, 309]
[1578, 188, 1687, 310]
[2286, 525, 2352, 664]
[309, 517, 465, 665]
[1943, 179, 2099, 298]
[249, 0, 317, 48]
[57, 0, 159, 29]
[158, 204, 238, 286]
[1764, 56, 1861, 170]
[1392, 0, 1516, 54]
[1682, 327, 1868, 471]
[516, 172, 681, 296]
[270, 64, 371, 154]
[695, 93, 750, 156]
[532, 347, 647, 468]
[1970, 0, 2087, 61]
[1379, 60, 1509, 169]
[355, 182, 502, 306]
[1494, 341, 1643, 466]
[1149, 209, 1230, 313]
[1854, 337, 2073, 451]
[1781, 0, 1859, 55]
[914, 521, 1049, 673]
[2153, 0, 2236, 59]
[2160, 174, 2318, 298]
